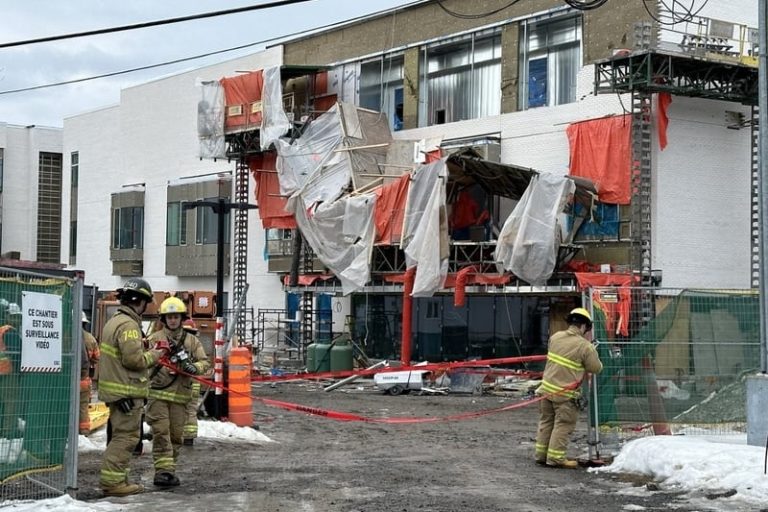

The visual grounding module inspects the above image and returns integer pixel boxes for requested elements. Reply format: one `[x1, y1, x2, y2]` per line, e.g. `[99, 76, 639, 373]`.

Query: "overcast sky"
[0, 0, 416, 127]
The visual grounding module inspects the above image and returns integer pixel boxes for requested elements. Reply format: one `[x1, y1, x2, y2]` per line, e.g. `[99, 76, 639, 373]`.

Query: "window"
[359, 55, 405, 131]
[166, 202, 188, 246]
[519, 15, 582, 109]
[420, 30, 501, 126]
[37, 152, 63, 263]
[69, 221, 77, 259]
[195, 198, 230, 245]
[112, 206, 144, 249]
[71, 151, 79, 188]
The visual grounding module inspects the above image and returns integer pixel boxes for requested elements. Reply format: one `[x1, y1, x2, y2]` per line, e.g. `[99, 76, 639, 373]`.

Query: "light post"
[184, 198, 257, 419]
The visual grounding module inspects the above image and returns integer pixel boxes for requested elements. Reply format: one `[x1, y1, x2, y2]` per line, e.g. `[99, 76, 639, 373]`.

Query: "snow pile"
[198, 420, 273, 443]
[592, 435, 768, 506]
[78, 429, 106, 453]
[78, 420, 272, 453]
[1, 494, 126, 511]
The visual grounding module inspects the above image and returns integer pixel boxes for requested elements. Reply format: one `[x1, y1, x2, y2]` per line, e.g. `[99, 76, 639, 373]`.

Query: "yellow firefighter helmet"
[159, 297, 187, 316]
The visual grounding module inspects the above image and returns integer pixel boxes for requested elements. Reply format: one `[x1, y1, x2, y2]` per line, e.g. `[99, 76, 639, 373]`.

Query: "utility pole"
[747, 0, 767, 446]
[184, 198, 258, 419]
[759, 0, 768, 374]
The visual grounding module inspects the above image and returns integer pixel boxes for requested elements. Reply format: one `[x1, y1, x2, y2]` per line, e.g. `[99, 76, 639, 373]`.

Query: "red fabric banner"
[567, 115, 632, 204]
[657, 92, 672, 151]
[373, 174, 409, 244]
[249, 153, 297, 230]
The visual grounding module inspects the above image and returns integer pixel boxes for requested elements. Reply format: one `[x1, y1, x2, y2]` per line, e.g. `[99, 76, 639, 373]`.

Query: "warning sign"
[20, 291, 62, 373]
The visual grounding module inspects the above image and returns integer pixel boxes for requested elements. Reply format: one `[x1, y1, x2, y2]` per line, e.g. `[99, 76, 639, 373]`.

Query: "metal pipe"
[759, 0, 768, 373]
[401, 267, 416, 366]
[65, 274, 84, 495]
[216, 197, 226, 317]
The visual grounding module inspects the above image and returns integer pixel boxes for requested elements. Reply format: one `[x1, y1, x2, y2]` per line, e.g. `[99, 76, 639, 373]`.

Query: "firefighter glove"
[181, 359, 198, 375]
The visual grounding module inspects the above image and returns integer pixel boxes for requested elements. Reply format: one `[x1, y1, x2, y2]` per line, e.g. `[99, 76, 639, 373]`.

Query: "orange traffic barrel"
[227, 347, 253, 427]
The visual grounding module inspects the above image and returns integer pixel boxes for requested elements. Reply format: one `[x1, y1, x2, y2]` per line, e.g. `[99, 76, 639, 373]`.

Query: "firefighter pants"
[79, 390, 89, 434]
[147, 398, 187, 474]
[535, 398, 579, 464]
[100, 399, 143, 489]
[183, 382, 201, 441]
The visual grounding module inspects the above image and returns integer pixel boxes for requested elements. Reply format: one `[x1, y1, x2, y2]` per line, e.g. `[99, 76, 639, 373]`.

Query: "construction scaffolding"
[594, 13, 760, 328]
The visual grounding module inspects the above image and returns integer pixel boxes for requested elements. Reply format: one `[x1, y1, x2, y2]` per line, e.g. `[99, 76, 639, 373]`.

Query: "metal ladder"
[631, 21, 655, 325]
[751, 104, 760, 289]
[300, 241, 315, 351]
[233, 158, 250, 339]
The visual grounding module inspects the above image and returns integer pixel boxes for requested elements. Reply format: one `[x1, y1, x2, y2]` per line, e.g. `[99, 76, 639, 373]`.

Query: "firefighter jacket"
[147, 326, 210, 404]
[81, 329, 100, 380]
[536, 325, 603, 402]
[98, 305, 162, 404]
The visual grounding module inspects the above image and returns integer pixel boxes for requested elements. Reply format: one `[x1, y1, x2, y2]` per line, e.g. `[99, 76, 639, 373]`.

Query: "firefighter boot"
[153, 471, 181, 487]
[183, 438, 194, 446]
[103, 482, 144, 496]
[547, 459, 579, 469]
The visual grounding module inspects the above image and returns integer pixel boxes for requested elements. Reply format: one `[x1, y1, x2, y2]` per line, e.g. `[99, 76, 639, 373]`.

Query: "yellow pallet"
[87, 402, 109, 432]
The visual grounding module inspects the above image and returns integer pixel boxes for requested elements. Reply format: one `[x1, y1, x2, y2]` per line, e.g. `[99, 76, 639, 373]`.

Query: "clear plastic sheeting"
[197, 80, 226, 159]
[290, 193, 377, 295]
[402, 160, 449, 297]
[495, 173, 575, 285]
[260, 67, 291, 151]
[276, 104, 345, 201]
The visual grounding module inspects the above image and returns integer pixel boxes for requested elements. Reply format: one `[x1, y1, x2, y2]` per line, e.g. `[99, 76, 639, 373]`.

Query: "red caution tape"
[160, 357, 567, 425]
[251, 355, 547, 383]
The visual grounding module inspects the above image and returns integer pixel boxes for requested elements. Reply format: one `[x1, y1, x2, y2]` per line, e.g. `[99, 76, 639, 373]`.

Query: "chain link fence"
[0, 267, 82, 502]
[587, 287, 759, 455]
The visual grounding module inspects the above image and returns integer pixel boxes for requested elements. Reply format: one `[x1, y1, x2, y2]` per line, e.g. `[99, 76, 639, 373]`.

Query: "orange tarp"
[567, 115, 631, 205]
[220, 70, 264, 130]
[250, 153, 296, 230]
[575, 272, 635, 337]
[373, 174, 409, 244]
[282, 274, 335, 286]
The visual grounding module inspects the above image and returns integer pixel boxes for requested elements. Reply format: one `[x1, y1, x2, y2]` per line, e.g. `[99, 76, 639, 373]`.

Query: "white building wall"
[63, 46, 285, 313]
[653, 96, 751, 289]
[0, 123, 62, 261]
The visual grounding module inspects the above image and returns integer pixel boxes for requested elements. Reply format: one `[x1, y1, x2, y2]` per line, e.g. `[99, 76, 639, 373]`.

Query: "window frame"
[358, 53, 406, 132]
[112, 206, 144, 250]
[518, 14, 583, 110]
[166, 201, 188, 246]
[419, 28, 502, 127]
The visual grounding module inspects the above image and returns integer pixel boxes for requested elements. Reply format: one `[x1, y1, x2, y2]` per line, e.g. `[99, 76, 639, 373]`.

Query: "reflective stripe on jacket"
[148, 327, 211, 404]
[536, 325, 603, 402]
[98, 305, 161, 404]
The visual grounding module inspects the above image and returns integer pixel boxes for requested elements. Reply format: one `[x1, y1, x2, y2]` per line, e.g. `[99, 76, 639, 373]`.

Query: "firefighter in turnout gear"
[79, 312, 100, 435]
[98, 278, 168, 497]
[181, 318, 202, 446]
[535, 308, 603, 469]
[147, 297, 210, 487]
